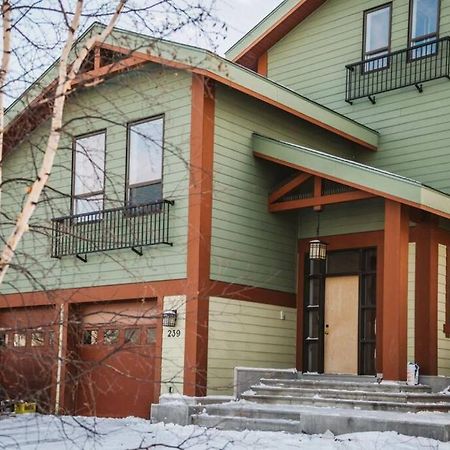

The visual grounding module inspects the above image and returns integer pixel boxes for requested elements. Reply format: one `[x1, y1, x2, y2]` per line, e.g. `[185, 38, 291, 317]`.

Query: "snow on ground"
[0, 414, 449, 450]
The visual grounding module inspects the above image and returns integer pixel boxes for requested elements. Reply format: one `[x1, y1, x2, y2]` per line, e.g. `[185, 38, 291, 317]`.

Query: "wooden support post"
[257, 52, 268, 76]
[414, 217, 438, 375]
[94, 46, 101, 70]
[382, 200, 409, 380]
[313, 177, 322, 211]
[184, 75, 215, 396]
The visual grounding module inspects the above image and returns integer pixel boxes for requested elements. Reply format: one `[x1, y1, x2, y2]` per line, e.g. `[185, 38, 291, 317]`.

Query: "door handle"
[324, 324, 330, 335]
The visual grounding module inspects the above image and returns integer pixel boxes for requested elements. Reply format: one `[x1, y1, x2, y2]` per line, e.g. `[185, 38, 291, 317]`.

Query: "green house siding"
[267, 0, 450, 193]
[211, 85, 365, 293]
[298, 198, 385, 239]
[1, 66, 191, 294]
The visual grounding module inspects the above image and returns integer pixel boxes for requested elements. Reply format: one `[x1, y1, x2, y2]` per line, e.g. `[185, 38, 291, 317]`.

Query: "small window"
[48, 331, 55, 347]
[13, 332, 26, 347]
[31, 332, 45, 347]
[73, 131, 106, 218]
[82, 329, 98, 345]
[104, 329, 119, 345]
[0, 332, 7, 347]
[127, 117, 163, 207]
[409, 0, 440, 59]
[147, 327, 156, 344]
[363, 4, 392, 71]
[124, 328, 140, 344]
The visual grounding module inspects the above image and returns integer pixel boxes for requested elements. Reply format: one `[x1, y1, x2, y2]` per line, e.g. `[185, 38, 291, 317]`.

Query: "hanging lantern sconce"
[309, 239, 327, 260]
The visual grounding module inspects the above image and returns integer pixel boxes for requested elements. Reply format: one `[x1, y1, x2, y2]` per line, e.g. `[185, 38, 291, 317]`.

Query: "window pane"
[104, 329, 119, 345]
[364, 51, 389, 71]
[31, 332, 45, 347]
[327, 250, 360, 275]
[83, 329, 98, 345]
[305, 342, 319, 373]
[411, 0, 439, 39]
[363, 249, 377, 272]
[307, 278, 321, 306]
[74, 132, 105, 196]
[365, 6, 391, 53]
[125, 328, 140, 344]
[147, 328, 156, 344]
[0, 332, 7, 347]
[306, 310, 319, 339]
[410, 37, 438, 59]
[129, 118, 163, 186]
[129, 183, 162, 206]
[362, 275, 377, 306]
[75, 194, 104, 217]
[13, 333, 26, 347]
[362, 309, 376, 340]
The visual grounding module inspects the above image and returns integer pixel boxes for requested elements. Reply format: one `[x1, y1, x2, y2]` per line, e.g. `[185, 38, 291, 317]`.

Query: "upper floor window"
[127, 116, 163, 206]
[363, 3, 392, 71]
[409, 0, 440, 58]
[72, 131, 106, 216]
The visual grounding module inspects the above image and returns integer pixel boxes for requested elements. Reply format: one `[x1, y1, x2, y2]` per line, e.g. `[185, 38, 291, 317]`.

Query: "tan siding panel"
[438, 245, 450, 376]
[207, 297, 296, 395]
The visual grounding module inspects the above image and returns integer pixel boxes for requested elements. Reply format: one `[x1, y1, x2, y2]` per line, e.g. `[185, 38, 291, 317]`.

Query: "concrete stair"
[241, 377, 450, 413]
[190, 375, 450, 441]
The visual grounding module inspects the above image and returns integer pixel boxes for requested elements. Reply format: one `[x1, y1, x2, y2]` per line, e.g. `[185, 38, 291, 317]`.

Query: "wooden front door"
[302, 247, 377, 375]
[324, 275, 359, 374]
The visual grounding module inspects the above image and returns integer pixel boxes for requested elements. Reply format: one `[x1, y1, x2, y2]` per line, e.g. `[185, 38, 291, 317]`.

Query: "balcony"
[51, 200, 174, 260]
[346, 37, 450, 104]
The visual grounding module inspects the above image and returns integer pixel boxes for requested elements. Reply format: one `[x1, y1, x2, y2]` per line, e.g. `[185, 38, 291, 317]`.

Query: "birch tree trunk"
[0, 0, 126, 285]
[0, 0, 11, 212]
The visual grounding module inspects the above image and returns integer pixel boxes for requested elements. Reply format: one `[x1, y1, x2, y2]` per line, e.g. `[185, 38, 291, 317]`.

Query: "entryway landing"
[242, 373, 447, 413]
[151, 369, 450, 441]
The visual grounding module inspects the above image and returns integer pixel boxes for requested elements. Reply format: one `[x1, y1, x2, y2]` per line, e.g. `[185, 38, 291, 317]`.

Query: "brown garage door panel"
[0, 306, 58, 411]
[75, 346, 155, 418]
[73, 300, 158, 418]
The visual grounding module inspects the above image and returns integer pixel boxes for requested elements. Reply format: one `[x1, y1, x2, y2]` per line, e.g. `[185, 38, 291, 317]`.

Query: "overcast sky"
[5, 0, 285, 103]
[213, 0, 284, 54]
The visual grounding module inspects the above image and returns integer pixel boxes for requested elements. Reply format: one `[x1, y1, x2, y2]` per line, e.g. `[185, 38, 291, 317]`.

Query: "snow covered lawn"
[0, 414, 449, 449]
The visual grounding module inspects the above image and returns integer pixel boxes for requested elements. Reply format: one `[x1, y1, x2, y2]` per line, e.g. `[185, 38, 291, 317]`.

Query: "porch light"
[162, 310, 177, 327]
[309, 239, 327, 260]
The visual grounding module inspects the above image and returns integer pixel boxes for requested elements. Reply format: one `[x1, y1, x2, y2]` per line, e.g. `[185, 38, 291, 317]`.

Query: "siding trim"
[414, 217, 439, 375]
[184, 75, 215, 396]
[0, 279, 187, 308]
[227, 0, 327, 69]
[208, 280, 295, 307]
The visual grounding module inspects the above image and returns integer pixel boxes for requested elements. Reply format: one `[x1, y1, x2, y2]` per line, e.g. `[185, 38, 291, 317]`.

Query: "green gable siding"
[1, 66, 191, 294]
[267, 0, 450, 193]
[298, 198, 385, 238]
[211, 85, 362, 293]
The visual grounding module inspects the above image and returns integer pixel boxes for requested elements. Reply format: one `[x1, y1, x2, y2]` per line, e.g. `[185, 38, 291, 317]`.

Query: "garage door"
[73, 300, 158, 418]
[0, 306, 58, 411]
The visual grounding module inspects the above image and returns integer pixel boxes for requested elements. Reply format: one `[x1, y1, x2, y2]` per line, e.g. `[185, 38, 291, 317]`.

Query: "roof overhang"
[5, 24, 378, 156]
[253, 133, 450, 219]
[226, 0, 326, 69]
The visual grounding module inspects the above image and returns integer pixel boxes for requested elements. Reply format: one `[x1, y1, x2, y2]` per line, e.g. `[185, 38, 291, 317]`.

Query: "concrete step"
[259, 378, 432, 393]
[251, 385, 450, 404]
[298, 373, 376, 383]
[241, 393, 450, 412]
[191, 413, 301, 433]
[202, 404, 302, 421]
[192, 403, 450, 441]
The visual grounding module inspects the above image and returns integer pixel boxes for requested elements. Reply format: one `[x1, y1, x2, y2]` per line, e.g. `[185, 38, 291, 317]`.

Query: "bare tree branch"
[0, 0, 126, 285]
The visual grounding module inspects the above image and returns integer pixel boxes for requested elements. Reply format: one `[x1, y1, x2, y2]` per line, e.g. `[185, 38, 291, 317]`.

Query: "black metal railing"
[346, 37, 450, 104]
[51, 200, 174, 259]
